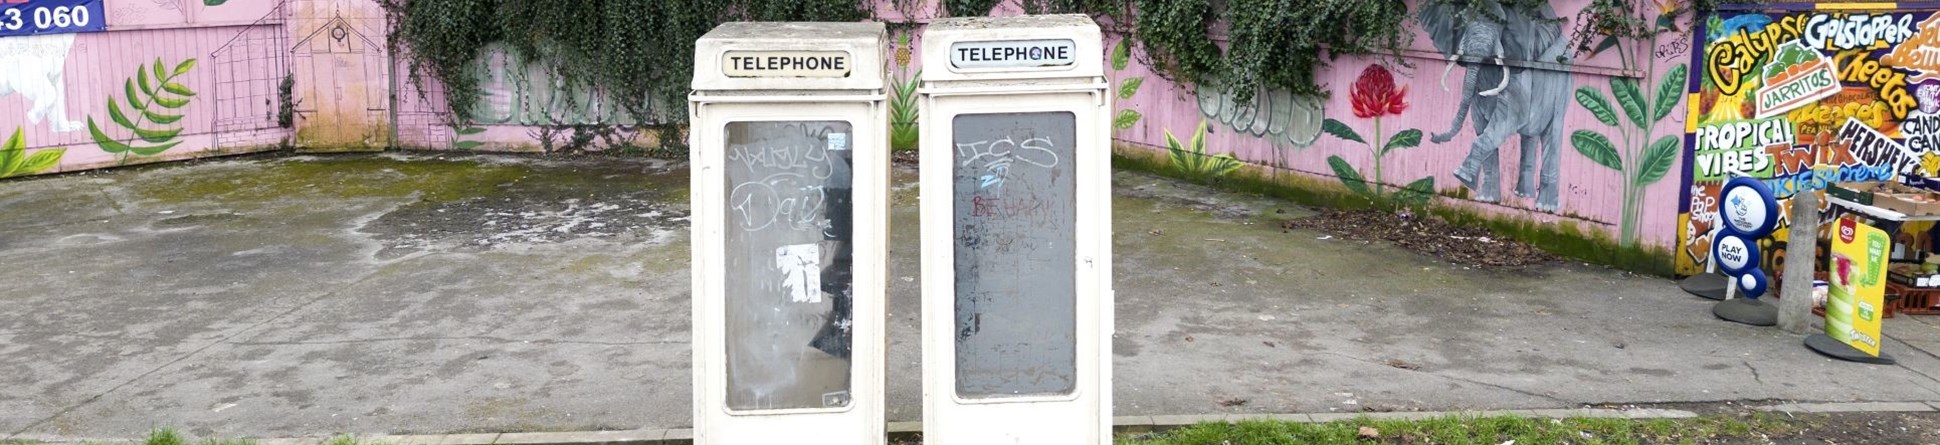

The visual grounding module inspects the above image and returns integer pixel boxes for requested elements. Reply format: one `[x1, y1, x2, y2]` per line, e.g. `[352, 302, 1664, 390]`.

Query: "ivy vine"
[379, 0, 867, 132]
[943, 0, 1118, 17]
[381, 0, 1721, 139]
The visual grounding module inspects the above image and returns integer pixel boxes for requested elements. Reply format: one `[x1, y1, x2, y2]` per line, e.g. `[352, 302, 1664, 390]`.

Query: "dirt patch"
[1282, 208, 1555, 268]
[892, 150, 920, 166]
[1758, 411, 1940, 444]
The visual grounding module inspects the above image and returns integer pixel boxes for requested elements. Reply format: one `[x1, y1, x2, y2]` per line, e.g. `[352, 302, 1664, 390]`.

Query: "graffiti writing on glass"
[956, 136, 1060, 192]
[727, 131, 838, 233]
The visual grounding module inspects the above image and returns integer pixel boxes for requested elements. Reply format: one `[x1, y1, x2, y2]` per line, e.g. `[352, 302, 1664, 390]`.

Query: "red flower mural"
[1323, 63, 1430, 207]
[1350, 64, 1408, 119]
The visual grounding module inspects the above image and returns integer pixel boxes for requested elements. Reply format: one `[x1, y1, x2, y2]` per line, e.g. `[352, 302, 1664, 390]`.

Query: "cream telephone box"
[688, 22, 889, 445]
[917, 14, 1114, 445]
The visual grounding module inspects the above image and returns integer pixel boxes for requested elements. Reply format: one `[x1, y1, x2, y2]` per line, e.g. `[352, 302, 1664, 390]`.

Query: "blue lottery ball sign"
[1720, 177, 1779, 239]
[1737, 268, 1770, 300]
[0, 0, 105, 38]
[1713, 177, 1779, 299]
[1714, 233, 1760, 276]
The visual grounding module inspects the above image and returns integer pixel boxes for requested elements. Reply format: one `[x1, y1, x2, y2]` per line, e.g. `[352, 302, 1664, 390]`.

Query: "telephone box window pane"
[951, 111, 1078, 398]
[722, 120, 856, 411]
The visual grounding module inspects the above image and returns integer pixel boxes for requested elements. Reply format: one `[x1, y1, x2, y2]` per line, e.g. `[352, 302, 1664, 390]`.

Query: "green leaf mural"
[1380, 128, 1422, 157]
[0, 129, 22, 175]
[1570, 130, 1622, 171]
[1119, 77, 1144, 100]
[890, 70, 921, 151]
[205, 0, 228, 5]
[1569, 62, 1690, 246]
[451, 125, 487, 150]
[1652, 64, 1688, 123]
[1109, 39, 1144, 133]
[0, 128, 66, 179]
[1326, 155, 1372, 197]
[1114, 109, 1143, 130]
[1321, 118, 1364, 144]
[1111, 38, 1131, 71]
[89, 57, 198, 160]
[1393, 176, 1436, 207]
[1635, 135, 1679, 186]
[1610, 77, 1647, 128]
[1166, 120, 1243, 182]
[1575, 88, 1619, 127]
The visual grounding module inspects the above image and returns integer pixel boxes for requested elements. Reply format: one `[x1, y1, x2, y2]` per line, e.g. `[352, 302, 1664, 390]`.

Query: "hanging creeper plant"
[88, 58, 198, 161]
[1321, 64, 1432, 207]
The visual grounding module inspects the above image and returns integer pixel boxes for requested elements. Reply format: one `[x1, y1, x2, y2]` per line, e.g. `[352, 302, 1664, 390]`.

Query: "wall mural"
[0, 0, 1699, 264]
[1320, 64, 1432, 206]
[1115, 0, 1693, 256]
[0, 34, 82, 134]
[86, 57, 199, 161]
[1421, 0, 1574, 211]
[0, 0, 272, 177]
[1110, 37, 1145, 132]
[1678, 7, 1940, 276]
[0, 128, 64, 179]
[1164, 120, 1242, 181]
[889, 30, 920, 151]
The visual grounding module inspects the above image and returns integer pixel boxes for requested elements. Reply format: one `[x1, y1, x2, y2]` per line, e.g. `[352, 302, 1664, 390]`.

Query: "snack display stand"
[1821, 182, 1940, 317]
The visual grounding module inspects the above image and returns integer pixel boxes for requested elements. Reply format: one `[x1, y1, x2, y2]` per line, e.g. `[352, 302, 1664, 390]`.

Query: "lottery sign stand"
[1712, 177, 1780, 326]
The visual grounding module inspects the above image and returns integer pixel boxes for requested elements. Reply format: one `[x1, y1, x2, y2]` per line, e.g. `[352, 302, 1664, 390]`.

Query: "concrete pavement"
[4, 153, 1940, 440]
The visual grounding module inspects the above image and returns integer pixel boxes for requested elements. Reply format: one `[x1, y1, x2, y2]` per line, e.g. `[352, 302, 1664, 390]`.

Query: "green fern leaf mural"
[89, 57, 198, 160]
[0, 128, 66, 179]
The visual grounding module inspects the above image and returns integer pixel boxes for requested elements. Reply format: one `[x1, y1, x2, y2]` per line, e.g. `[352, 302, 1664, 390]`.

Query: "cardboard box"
[1829, 181, 1940, 216]
[1829, 181, 1883, 205]
[1872, 192, 1940, 216]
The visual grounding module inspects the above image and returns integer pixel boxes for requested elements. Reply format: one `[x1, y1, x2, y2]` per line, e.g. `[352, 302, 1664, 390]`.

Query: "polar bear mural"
[0, 33, 82, 133]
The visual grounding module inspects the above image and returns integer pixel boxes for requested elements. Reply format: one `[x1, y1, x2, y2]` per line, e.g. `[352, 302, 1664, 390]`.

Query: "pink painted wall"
[0, 0, 293, 176]
[6, 0, 1694, 254]
[1103, 0, 1693, 250]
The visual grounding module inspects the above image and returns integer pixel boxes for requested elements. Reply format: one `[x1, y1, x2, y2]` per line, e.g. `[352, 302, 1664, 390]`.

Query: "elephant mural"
[1421, 0, 1573, 212]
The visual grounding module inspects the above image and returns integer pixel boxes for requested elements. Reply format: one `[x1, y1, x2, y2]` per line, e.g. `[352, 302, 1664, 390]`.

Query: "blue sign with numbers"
[0, 0, 105, 37]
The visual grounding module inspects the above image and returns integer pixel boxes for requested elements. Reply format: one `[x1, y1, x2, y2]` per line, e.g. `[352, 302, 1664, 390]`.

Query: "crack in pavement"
[227, 336, 688, 347]
[1887, 341, 1940, 396]
[1310, 351, 1571, 405]
[1743, 361, 1764, 385]
[3, 264, 398, 440]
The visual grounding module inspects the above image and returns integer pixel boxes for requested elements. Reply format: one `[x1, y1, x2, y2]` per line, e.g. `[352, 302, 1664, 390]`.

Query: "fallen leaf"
[1357, 426, 1379, 439]
[1263, 341, 1276, 348]
[1385, 359, 1421, 370]
[1218, 398, 1248, 407]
